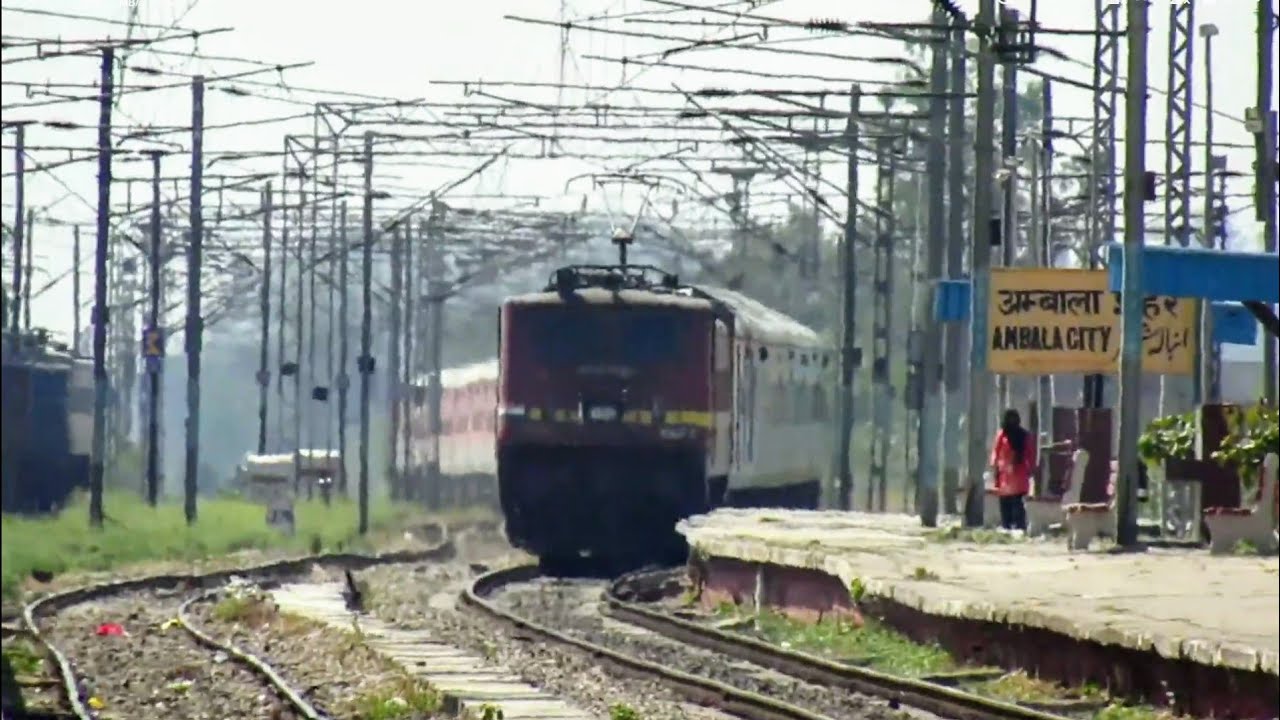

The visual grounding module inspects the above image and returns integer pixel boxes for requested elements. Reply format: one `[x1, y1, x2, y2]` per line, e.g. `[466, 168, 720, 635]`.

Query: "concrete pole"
[22, 210, 32, 332]
[1195, 23, 1219, 406]
[997, 6, 1020, 415]
[917, 11, 949, 526]
[965, 0, 999, 528]
[146, 151, 165, 506]
[182, 75, 206, 524]
[1115, 0, 1151, 548]
[89, 49, 114, 528]
[276, 145, 289, 451]
[1256, 0, 1277, 407]
[257, 183, 273, 456]
[836, 85, 862, 511]
[942, 24, 969, 516]
[386, 226, 403, 499]
[1037, 81, 1055, 451]
[358, 133, 374, 535]
[9, 124, 24, 335]
[73, 226, 81, 351]
[337, 201, 350, 496]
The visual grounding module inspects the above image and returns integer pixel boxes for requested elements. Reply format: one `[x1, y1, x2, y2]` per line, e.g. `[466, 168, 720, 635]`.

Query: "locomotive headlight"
[500, 405, 526, 417]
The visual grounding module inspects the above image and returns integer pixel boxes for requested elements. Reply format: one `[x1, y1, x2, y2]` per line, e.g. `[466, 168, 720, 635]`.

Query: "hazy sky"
[2, 0, 1275, 361]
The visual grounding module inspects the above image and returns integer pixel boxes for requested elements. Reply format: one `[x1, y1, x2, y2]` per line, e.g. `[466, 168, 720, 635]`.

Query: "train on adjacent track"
[407, 254, 833, 569]
[1, 330, 93, 514]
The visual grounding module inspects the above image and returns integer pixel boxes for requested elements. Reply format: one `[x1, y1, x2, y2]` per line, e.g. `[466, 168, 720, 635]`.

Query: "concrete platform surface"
[678, 509, 1280, 675]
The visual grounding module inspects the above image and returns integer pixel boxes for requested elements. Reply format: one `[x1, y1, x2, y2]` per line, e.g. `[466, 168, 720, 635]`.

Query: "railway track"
[20, 525, 458, 720]
[465, 564, 1078, 720]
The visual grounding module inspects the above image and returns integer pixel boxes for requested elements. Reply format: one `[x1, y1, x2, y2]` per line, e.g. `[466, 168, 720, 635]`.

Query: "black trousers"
[998, 494, 1027, 530]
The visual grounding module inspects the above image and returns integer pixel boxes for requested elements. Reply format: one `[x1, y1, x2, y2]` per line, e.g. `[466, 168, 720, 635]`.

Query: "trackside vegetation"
[0, 491, 427, 599]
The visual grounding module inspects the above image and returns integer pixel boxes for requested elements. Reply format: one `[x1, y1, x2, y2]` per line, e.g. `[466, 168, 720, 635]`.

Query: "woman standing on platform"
[991, 409, 1035, 532]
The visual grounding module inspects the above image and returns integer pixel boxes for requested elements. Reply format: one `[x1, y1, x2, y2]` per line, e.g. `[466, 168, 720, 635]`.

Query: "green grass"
[738, 606, 957, 677]
[350, 675, 441, 719]
[0, 490, 427, 600]
[719, 604, 1188, 719]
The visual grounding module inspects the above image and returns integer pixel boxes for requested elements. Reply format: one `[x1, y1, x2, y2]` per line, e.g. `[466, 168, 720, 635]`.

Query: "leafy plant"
[1137, 412, 1196, 467]
[1211, 405, 1279, 494]
[609, 703, 640, 720]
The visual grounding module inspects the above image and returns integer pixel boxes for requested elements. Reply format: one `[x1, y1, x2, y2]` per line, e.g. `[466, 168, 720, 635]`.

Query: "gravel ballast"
[364, 533, 717, 720]
[483, 577, 927, 720]
[38, 590, 293, 720]
[187, 572, 441, 720]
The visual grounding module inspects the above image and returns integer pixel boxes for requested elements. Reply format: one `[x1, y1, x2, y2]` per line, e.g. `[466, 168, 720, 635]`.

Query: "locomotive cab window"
[524, 307, 684, 365]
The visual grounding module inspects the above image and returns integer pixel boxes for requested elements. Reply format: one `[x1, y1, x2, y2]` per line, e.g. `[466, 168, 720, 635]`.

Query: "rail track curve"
[21, 524, 458, 720]
[468, 563, 839, 720]
[605, 568, 1075, 720]
[466, 563, 1077, 720]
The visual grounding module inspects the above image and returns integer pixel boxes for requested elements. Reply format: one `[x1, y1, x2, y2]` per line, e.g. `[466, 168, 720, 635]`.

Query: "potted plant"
[1137, 411, 1197, 527]
[1211, 404, 1279, 514]
[1138, 411, 1196, 470]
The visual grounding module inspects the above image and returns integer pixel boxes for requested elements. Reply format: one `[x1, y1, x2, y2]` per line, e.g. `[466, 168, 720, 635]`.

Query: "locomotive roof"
[506, 284, 824, 350]
[506, 286, 714, 311]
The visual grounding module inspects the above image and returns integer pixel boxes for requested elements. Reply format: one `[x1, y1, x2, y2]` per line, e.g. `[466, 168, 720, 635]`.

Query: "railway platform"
[678, 508, 1279, 718]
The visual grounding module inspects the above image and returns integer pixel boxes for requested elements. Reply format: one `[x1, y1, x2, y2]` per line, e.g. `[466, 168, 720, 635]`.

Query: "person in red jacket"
[990, 408, 1036, 531]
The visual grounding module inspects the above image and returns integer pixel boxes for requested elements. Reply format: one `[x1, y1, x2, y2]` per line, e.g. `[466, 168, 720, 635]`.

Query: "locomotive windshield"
[520, 306, 686, 366]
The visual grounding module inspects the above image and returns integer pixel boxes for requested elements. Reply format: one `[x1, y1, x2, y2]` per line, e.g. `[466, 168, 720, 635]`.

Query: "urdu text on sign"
[986, 268, 1195, 375]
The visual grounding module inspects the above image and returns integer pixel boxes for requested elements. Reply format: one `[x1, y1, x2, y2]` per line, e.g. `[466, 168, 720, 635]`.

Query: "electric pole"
[836, 85, 862, 511]
[73, 226, 81, 352]
[89, 49, 114, 528]
[293, 181, 304, 494]
[183, 75, 205, 525]
[870, 137, 898, 513]
[965, 0, 998, 528]
[1033, 81, 1054, 453]
[917, 13, 949, 526]
[1196, 23, 1219, 406]
[9, 123, 24, 334]
[401, 219, 416, 496]
[942, 22, 969, 516]
[337, 201, 350, 496]
[358, 132, 374, 535]
[145, 151, 164, 506]
[997, 6, 1020, 414]
[22, 210, 32, 332]
[257, 183, 273, 454]
[387, 225, 404, 500]
[276, 172, 289, 452]
[1115, 0, 1151, 548]
[426, 203, 445, 509]
[1256, 0, 1277, 406]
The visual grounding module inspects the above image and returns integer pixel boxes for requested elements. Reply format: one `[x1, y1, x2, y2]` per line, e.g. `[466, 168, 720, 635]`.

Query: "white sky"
[2, 0, 1275, 362]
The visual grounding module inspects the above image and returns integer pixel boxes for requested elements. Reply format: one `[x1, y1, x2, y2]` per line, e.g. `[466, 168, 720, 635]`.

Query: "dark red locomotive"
[496, 254, 833, 569]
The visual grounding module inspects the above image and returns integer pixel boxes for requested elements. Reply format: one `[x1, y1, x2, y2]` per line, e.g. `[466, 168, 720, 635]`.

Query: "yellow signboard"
[987, 268, 1195, 375]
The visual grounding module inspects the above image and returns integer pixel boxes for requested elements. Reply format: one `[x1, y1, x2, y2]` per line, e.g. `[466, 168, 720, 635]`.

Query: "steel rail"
[21, 524, 459, 720]
[464, 564, 833, 720]
[605, 568, 1076, 720]
[178, 587, 332, 720]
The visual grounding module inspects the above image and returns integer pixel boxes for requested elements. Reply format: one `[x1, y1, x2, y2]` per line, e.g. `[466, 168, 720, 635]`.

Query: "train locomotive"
[494, 256, 834, 569]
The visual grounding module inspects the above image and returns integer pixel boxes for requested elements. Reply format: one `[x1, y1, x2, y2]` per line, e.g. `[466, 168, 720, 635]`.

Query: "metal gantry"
[1084, 0, 1122, 409]
[1164, 0, 1196, 249]
[1159, 0, 1197, 416]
